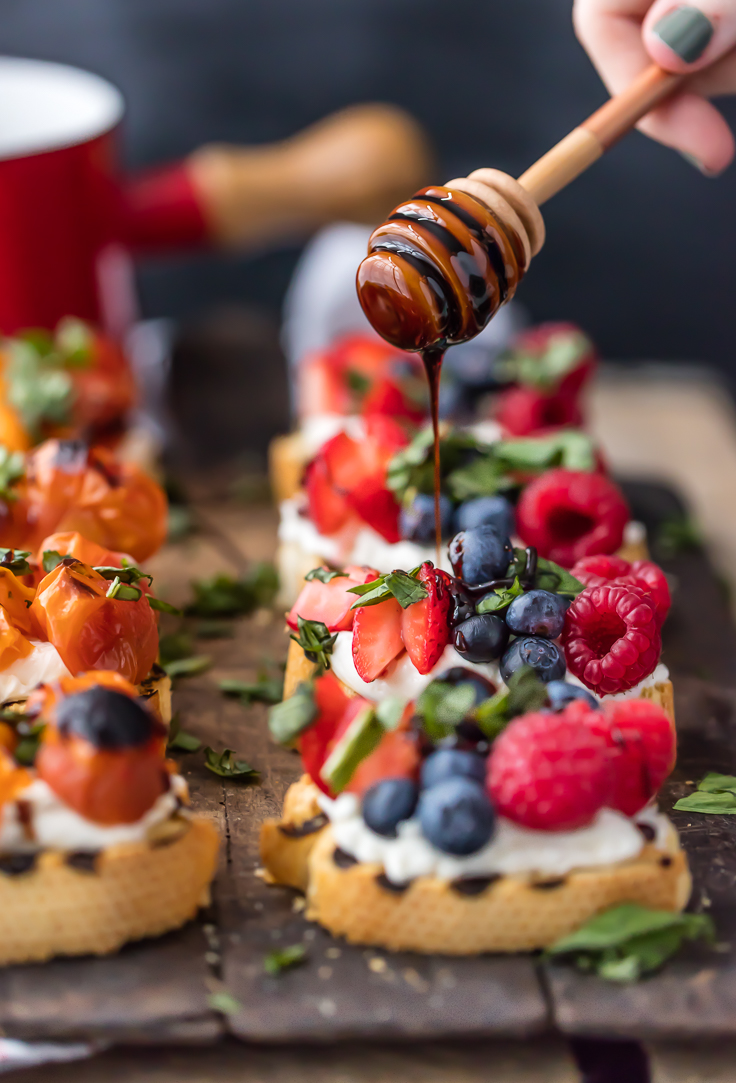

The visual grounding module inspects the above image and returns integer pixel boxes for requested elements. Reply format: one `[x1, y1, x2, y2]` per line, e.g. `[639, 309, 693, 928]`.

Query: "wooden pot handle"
[518, 65, 683, 205]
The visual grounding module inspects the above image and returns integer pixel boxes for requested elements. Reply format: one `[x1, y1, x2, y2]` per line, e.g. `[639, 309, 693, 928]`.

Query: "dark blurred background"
[3, 0, 735, 373]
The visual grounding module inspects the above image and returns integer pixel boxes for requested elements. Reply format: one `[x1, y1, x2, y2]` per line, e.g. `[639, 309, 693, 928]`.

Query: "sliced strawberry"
[345, 475, 401, 543]
[400, 563, 452, 675]
[345, 724, 420, 796]
[361, 377, 424, 424]
[352, 596, 405, 682]
[287, 567, 376, 632]
[297, 672, 354, 795]
[363, 412, 410, 463]
[304, 454, 352, 535]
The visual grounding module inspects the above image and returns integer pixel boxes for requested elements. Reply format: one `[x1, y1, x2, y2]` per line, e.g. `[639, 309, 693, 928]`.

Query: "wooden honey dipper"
[356, 64, 684, 353]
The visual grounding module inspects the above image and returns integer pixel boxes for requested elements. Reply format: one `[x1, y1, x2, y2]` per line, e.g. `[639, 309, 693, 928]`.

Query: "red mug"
[0, 57, 210, 337]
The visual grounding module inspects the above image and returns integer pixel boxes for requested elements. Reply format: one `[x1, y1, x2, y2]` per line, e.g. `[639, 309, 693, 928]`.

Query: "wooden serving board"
[0, 484, 735, 1044]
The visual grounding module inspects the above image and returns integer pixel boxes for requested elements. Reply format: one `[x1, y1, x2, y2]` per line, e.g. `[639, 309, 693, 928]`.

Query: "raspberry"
[571, 556, 671, 627]
[487, 701, 612, 831]
[595, 699, 675, 817]
[497, 386, 583, 437]
[562, 584, 661, 696]
[516, 468, 630, 567]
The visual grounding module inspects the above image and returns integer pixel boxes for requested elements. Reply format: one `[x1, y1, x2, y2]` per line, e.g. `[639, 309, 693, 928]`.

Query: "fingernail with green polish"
[653, 5, 714, 62]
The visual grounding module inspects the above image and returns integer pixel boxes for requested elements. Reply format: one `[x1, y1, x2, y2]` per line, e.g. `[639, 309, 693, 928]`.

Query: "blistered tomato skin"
[56, 687, 160, 748]
[31, 559, 158, 685]
[36, 727, 169, 825]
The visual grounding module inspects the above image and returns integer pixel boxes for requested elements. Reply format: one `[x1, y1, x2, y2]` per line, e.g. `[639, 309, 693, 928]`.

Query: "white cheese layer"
[0, 641, 71, 704]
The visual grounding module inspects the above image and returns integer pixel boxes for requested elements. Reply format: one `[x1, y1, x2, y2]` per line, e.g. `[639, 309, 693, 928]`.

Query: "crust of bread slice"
[304, 821, 690, 954]
[270, 433, 308, 503]
[139, 664, 173, 725]
[260, 774, 324, 891]
[0, 816, 219, 965]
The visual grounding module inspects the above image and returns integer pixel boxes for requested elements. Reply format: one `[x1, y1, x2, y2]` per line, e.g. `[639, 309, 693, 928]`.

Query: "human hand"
[573, 0, 736, 173]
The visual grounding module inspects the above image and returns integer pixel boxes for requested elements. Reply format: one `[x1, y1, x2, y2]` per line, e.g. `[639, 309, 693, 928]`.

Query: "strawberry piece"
[497, 385, 583, 437]
[562, 583, 661, 696]
[298, 672, 354, 795]
[516, 468, 630, 567]
[352, 596, 405, 682]
[345, 710, 420, 796]
[361, 377, 425, 424]
[286, 567, 378, 632]
[511, 322, 597, 398]
[345, 476, 401, 543]
[363, 412, 411, 462]
[400, 563, 451, 675]
[304, 454, 352, 535]
[595, 699, 675, 817]
[487, 700, 612, 831]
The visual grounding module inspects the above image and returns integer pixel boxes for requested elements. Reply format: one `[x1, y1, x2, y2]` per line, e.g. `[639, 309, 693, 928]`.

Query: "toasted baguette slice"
[139, 664, 173, 725]
[304, 821, 690, 954]
[0, 816, 219, 965]
[260, 774, 324, 891]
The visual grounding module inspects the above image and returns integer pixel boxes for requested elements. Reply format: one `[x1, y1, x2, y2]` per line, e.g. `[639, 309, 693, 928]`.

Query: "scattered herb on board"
[656, 516, 702, 558]
[546, 903, 714, 982]
[167, 504, 194, 542]
[196, 619, 234, 639]
[206, 991, 242, 1015]
[164, 655, 212, 679]
[348, 568, 427, 610]
[166, 714, 202, 754]
[673, 773, 736, 815]
[220, 672, 283, 705]
[290, 616, 337, 670]
[268, 682, 317, 745]
[187, 562, 278, 617]
[159, 632, 194, 667]
[203, 747, 258, 780]
[263, 943, 308, 976]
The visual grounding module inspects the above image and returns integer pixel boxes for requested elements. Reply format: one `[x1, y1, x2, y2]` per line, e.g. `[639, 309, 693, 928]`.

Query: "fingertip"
[638, 92, 735, 174]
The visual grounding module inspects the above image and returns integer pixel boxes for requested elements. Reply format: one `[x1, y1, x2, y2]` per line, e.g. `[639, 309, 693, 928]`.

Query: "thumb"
[643, 1, 736, 72]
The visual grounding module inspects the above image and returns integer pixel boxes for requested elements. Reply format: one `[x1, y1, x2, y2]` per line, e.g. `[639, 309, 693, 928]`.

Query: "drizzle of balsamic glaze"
[374, 873, 411, 894]
[65, 850, 100, 873]
[332, 847, 358, 869]
[278, 814, 329, 839]
[636, 822, 656, 842]
[660, 856, 672, 868]
[531, 877, 567, 891]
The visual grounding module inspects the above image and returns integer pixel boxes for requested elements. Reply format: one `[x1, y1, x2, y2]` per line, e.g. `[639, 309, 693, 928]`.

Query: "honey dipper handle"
[517, 65, 682, 205]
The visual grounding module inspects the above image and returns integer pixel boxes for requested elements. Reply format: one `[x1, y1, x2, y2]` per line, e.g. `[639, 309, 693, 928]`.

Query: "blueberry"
[505, 590, 568, 639]
[57, 688, 157, 749]
[400, 492, 453, 543]
[546, 680, 598, 711]
[362, 778, 419, 838]
[418, 777, 495, 855]
[453, 614, 509, 664]
[454, 495, 515, 538]
[434, 666, 497, 704]
[421, 749, 486, 789]
[500, 637, 566, 684]
[448, 525, 513, 587]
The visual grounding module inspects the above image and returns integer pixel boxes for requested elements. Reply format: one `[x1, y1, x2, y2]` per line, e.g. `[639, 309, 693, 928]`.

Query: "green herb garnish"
[304, 567, 348, 584]
[415, 682, 478, 741]
[164, 655, 212, 679]
[348, 568, 428, 610]
[673, 773, 736, 815]
[656, 516, 702, 558]
[0, 549, 31, 576]
[263, 943, 307, 976]
[196, 619, 234, 639]
[203, 746, 258, 780]
[166, 715, 202, 753]
[106, 576, 142, 601]
[476, 576, 525, 614]
[220, 672, 283, 705]
[268, 681, 317, 745]
[158, 632, 194, 667]
[41, 549, 64, 574]
[187, 562, 278, 617]
[206, 991, 242, 1015]
[290, 616, 337, 669]
[495, 329, 591, 390]
[0, 448, 25, 503]
[546, 903, 714, 982]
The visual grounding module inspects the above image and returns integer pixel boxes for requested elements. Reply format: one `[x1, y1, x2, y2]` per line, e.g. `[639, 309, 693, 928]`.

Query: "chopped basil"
[375, 697, 405, 732]
[187, 562, 278, 617]
[506, 666, 549, 718]
[546, 903, 714, 982]
[163, 655, 212, 679]
[220, 672, 283, 705]
[106, 577, 142, 601]
[166, 715, 202, 753]
[447, 454, 513, 501]
[345, 368, 371, 396]
[495, 430, 596, 474]
[0, 549, 31, 576]
[304, 567, 348, 584]
[474, 689, 511, 740]
[508, 548, 584, 597]
[476, 576, 525, 614]
[6, 338, 74, 436]
[196, 619, 234, 639]
[320, 705, 384, 793]
[203, 746, 258, 780]
[674, 773, 736, 814]
[55, 317, 94, 367]
[148, 596, 182, 615]
[206, 991, 242, 1015]
[495, 330, 591, 390]
[94, 564, 153, 586]
[268, 681, 317, 745]
[263, 943, 307, 976]
[656, 516, 702, 558]
[416, 681, 478, 741]
[348, 569, 428, 610]
[0, 448, 25, 503]
[42, 549, 64, 574]
[158, 632, 194, 667]
[290, 616, 337, 670]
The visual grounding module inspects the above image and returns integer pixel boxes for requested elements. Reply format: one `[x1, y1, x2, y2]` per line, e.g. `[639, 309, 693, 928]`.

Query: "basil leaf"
[697, 772, 736, 794]
[375, 697, 405, 732]
[187, 562, 278, 616]
[0, 447, 25, 502]
[495, 431, 596, 475]
[496, 330, 590, 390]
[510, 549, 584, 597]
[268, 681, 317, 745]
[106, 577, 142, 601]
[148, 596, 182, 615]
[476, 576, 525, 614]
[290, 616, 337, 670]
[416, 681, 477, 741]
[94, 564, 153, 586]
[204, 746, 259, 780]
[55, 317, 94, 367]
[305, 567, 348, 584]
[673, 772, 736, 814]
[206, 991, 242, 1015]
[159, 632, 194, 667]
[167, 726, 202, 753]
[506, 666, 549, 718]
[320, 705, 384, 793]
[474, 689, 511, 739]
[349, 569, 428, 610]
[348, 581, 393, 608]
[345, 368, 371, 395]
[164, 655, 212, 679]
[0, 548, 31, 575]
[196, 619, 234, 639]
[220, 673, 283, 705]
[42, 549, 64, 574]
[447, 455, 512, 501]
[263, 943, 307, 975]
[656, 516, 701, 558]
[547, 904, 714, 982]
[6, 339, 74, 436]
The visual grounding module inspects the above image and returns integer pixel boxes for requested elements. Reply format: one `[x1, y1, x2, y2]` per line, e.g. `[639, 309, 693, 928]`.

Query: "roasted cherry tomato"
[0, 567, 42, 639]
[36, 686, 169, 824]
[31, 559, 158, 684]
[25, 669, 141, 721]
[23, 440, 167, 561]
[69, 331, 137, 439]
[297, 672, 353, 795]
[36, 531, 133, 570]
[0, 747, 30, 803]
